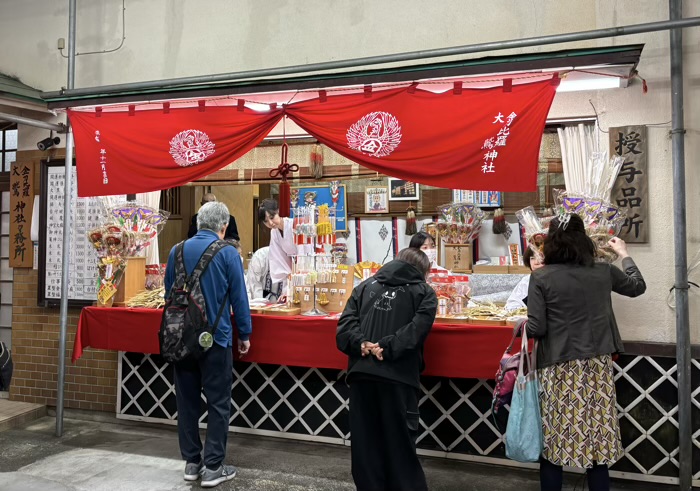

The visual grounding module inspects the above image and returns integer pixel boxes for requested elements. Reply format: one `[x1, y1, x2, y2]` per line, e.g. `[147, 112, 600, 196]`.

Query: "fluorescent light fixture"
[557, 77, 621, 92]
[245, 102, 273, 112]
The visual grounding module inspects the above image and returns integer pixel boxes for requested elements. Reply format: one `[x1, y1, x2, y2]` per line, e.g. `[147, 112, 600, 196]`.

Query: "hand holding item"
[607, 237, 629, 259]
[371, 345, 384, 361]
[238, 339, 251, 356]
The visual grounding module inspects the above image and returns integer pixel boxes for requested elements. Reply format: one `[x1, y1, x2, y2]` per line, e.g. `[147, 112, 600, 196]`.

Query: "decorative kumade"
[515, 206, 548, 260]
[553, 152, 626, 262]
[434, 202, 486, 245]
[88, 202, 170, 305]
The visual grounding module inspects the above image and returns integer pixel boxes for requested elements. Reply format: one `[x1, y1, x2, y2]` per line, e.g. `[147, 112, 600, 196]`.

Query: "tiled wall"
[8, 151, 117, 412]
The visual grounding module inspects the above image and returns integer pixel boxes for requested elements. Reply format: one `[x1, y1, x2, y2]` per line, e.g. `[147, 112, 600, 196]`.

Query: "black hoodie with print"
[336, 259, 438, 389]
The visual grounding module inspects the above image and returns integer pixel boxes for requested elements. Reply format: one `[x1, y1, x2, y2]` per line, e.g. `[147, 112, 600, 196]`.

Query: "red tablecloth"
[73, 307, 520, 379]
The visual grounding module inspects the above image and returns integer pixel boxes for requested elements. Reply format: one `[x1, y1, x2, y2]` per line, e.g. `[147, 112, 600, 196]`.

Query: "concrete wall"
[0, 1, 698, 347]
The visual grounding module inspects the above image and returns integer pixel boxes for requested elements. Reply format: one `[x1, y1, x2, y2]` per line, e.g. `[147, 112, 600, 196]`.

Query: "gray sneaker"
[183, 461, 203, 481]
[201, 464, 237, 488]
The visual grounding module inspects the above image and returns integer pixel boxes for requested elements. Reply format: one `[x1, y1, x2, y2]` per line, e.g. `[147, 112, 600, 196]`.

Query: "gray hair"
[197, 202, 229, 232]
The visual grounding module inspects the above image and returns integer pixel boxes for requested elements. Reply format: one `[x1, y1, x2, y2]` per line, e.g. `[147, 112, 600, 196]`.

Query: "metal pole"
[669, 1, 691, 489]
[0, 113, 64, 132]
[56, 0, 76, 438]
[41, 17, 700, 100]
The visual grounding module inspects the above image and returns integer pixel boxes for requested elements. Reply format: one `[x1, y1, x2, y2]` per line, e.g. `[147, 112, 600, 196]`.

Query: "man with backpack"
[163, 201, 251, 488]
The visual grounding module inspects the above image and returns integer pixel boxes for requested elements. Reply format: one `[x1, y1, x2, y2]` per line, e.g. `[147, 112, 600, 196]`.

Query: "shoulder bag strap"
[505, 319, 526, 354]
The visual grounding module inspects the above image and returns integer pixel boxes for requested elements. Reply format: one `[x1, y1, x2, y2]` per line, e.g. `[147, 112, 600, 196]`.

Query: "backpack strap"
[173, 241, 187, 288]
[186, 240, 233, 335]
[185, 240, 230, 289]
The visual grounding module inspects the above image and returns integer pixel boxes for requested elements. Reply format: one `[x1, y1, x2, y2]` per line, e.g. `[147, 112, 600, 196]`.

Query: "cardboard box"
[113, 257, 146, 305]
[444, 244, 472, 273]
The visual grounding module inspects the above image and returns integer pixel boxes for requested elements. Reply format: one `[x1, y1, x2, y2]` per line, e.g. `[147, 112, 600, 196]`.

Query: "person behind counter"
[165, 201, 251, 487]
[257, 199, 298, 287]
[336, 247, 437, 491]
[409, 231, 443, 269]
[246, 246, 283, 301]
[504, 246, 543, 311]
[525, 213, 646, 491]
[188, 193, 240, 241]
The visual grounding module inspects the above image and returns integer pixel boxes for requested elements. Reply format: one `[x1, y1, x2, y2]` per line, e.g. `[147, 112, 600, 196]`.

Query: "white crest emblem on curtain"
[346, 111, 402, 158]
[169, 129, 216, 167]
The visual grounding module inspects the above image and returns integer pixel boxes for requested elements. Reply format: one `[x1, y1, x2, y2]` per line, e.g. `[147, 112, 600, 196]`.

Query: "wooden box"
[113, 257, 146, 305]
[508, 265, 532, 274]
[444, 244, 472, 273]
[468, 316, 507, 326]
[435, 315, 470, 324]
[472, 264, 509, 274]
[260, 306, 301, 316]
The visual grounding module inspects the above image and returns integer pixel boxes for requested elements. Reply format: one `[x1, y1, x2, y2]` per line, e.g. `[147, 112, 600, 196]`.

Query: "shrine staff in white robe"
[258, 199, 298, 293]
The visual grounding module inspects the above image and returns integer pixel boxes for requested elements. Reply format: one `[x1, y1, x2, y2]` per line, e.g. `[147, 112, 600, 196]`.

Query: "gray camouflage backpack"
[159, 240, 230, 362]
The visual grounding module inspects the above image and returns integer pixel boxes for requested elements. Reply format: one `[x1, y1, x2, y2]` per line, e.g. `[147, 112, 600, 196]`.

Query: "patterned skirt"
[539, 355, 623, 468]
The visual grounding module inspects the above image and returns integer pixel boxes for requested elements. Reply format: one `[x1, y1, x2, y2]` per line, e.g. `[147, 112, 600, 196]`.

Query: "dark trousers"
[173, 343, 233, 468]
[540, 458, 610, 491]
[349, 379, 427, 491]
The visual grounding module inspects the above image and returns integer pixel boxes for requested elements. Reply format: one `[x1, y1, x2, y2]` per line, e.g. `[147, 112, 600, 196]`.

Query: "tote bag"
[505, 329, 543, 463]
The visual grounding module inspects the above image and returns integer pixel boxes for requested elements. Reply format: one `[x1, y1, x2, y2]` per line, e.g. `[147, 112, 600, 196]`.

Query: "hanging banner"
[69, 77, 557, 197]
[286, 78, 558, 192]
[68, 106, 284, 197]
[10, 162, 34, 267]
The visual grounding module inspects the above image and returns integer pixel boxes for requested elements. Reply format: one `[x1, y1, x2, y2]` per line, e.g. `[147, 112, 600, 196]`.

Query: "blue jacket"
[164, 229, 252, 347]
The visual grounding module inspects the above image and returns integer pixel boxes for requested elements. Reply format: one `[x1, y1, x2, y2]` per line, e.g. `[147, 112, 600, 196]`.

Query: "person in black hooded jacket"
[337, 247, 437, 491]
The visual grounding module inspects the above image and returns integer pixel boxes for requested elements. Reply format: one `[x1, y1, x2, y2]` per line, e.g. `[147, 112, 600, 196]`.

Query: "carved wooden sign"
[610, 125, 648, 243]
[9, 162, 34, 267]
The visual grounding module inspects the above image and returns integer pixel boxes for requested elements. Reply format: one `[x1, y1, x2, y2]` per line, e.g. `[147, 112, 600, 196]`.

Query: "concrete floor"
[0, 413, 675, 491]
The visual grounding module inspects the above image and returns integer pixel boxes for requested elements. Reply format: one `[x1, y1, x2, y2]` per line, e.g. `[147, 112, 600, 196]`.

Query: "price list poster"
[45, 166, 103, 301]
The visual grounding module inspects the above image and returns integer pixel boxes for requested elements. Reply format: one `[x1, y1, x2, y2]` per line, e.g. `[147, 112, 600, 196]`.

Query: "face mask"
[424, 249, 437, 265]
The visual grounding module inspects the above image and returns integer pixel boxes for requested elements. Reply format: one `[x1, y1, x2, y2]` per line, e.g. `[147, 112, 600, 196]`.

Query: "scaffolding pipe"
[669, 2, 691, 489]
[0, 113, 64, 132]
[41, 17, 700, 100]
[55, 0, 76, 438]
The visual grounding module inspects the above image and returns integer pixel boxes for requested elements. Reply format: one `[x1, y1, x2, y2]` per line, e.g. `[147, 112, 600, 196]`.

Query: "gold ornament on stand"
[318, 291, 330, 306]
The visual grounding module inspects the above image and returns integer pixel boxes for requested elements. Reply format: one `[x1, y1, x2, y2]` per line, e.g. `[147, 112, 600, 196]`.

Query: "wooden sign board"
[610, 125, 648, 243]
[9, 162, 34, 267]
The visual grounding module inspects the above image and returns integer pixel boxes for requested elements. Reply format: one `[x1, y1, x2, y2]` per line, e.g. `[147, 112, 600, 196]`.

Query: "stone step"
[0, 399, 46, 432]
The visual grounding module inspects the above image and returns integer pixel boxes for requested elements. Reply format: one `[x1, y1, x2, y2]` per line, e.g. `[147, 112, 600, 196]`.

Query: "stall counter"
[73, 307, 520, 379]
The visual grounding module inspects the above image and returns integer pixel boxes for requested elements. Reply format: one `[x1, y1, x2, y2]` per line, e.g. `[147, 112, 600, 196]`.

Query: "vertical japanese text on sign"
[610, 126, 648, 243]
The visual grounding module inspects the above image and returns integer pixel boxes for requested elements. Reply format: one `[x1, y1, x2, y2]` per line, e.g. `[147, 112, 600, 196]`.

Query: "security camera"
[37, 137, 61, 151]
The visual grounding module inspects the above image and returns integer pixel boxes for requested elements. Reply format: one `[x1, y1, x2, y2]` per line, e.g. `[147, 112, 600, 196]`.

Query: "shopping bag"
[505, 329, 542, 463]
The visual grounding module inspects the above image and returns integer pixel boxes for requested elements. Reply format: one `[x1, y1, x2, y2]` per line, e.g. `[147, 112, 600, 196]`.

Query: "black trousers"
[173, 343, 233, 468]
[349, 379, 427, 491]
[540, 458, 610, 491]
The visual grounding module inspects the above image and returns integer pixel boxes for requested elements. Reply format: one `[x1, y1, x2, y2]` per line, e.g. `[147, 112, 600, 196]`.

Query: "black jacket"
[336, 260, 438, 389]
[188, 214, 240, 241]
[526, 257, 646, 368]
